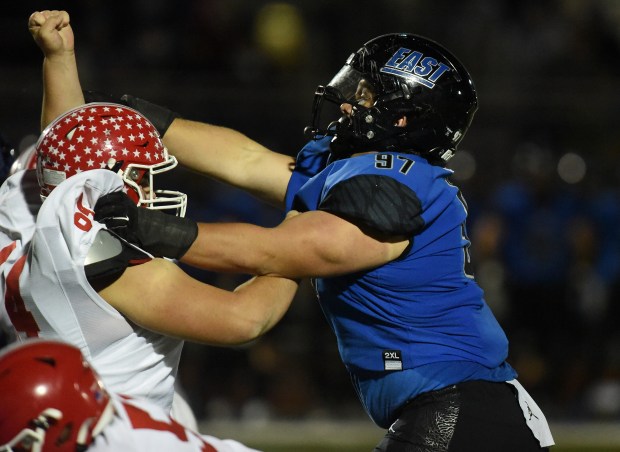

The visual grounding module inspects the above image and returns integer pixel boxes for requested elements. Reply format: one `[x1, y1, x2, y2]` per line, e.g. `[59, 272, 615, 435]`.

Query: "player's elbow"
[224, 316, 271, 346]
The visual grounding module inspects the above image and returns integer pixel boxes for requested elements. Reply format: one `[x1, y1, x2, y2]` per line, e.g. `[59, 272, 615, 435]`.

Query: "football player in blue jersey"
[45, 16, 554, 450]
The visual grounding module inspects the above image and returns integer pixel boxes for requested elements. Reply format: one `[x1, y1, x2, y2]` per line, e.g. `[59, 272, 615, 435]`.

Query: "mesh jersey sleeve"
[319, 174, 425, 236]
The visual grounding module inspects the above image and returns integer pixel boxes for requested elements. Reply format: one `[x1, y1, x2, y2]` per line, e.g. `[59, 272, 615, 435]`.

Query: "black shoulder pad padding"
[85, 229, 152, 292]
[319, 175, 425, 235]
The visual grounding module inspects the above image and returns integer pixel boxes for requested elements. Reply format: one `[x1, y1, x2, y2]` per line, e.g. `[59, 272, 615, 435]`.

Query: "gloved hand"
[82, 90, 179, 138]
[120, 94, 179, 138]
[94, 191, 198, 260]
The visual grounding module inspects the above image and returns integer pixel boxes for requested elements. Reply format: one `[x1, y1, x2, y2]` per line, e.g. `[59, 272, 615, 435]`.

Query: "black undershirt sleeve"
[319, 175, 425, 236]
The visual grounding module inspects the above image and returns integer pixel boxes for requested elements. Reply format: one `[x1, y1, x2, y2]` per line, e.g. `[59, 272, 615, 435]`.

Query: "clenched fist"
[28, 10, 74, 59]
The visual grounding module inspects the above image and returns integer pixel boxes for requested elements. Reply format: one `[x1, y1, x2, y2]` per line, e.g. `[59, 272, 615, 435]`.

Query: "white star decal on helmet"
[36, 102, 186, 216]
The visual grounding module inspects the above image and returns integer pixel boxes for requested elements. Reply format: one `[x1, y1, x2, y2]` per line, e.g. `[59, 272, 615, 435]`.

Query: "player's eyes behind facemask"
[353, 79, 376, 108]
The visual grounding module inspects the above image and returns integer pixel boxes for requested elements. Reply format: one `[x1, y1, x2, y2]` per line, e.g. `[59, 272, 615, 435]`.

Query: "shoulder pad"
[319, 175, 425, 235]
[85, 229, 151, 291]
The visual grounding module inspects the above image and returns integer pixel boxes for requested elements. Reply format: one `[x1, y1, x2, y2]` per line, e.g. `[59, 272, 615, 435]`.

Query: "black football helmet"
[307, 33, 478, 165]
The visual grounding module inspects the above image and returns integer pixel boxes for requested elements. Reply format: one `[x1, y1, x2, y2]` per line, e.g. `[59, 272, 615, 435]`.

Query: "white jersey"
[0, 169, 183, 412]
[0, 170, 41, 340]
[90, 394, 260, 452]
[0, 169, 40, 246]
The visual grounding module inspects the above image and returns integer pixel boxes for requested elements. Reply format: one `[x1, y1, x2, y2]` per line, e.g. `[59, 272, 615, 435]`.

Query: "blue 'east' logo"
[380, 47, 451, 89]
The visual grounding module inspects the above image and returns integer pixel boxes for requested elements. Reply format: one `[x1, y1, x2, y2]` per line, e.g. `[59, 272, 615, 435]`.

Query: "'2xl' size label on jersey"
[383, 350, 403, 371]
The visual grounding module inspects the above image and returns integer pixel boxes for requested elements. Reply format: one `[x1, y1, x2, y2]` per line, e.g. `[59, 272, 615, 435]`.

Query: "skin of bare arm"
[181, 209, 410, 279]
[29, 9, 408, 280]
[163, 118, 295, 208]
[28, 10, 85, 129]
[30, 9, 292, 208]
[29, 10, 301, 346]
[99, 257, 299, 345]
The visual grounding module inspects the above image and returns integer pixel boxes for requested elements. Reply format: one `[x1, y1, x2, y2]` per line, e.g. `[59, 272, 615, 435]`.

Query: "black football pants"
[373, 380, 549, 452]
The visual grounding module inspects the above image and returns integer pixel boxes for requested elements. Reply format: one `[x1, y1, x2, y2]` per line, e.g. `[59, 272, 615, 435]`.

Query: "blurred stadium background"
[3, 1, 620, 449]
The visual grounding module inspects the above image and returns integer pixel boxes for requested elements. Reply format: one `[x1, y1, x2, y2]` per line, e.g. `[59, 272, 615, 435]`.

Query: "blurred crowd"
[3, 0, 620, 424]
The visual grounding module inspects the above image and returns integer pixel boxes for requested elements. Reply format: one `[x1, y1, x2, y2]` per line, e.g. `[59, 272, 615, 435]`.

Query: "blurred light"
[254, 3, 306, 68]
[557, 152, 586, 184]
[511, 142, 554, 179]
[448, 150, 476, 181]
[587, 380, 620, 417]
[35, 384, 48, 397]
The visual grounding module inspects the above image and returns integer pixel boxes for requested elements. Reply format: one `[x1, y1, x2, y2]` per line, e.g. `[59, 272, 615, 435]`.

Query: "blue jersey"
[286, 142, 516, 427]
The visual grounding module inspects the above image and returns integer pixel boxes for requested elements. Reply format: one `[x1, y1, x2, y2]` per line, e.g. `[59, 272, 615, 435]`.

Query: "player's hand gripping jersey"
[0, 169, 183, 411]
[286, 143, 518, 427]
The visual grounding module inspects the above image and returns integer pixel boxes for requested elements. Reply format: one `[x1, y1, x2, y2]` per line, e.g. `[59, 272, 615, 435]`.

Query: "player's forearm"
[164, 118, 294, 207]
[101, 258, 297, 346]
[41, 54, 85, 129]
[229, 275, 299, 342]
[180, 221, 289, 276]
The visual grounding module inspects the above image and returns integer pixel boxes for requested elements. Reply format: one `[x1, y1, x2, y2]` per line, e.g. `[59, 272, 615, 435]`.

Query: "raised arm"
[28, 10, 85, 129]
[30, 8, 294, 206]
[99, 257, 298, 345]
[162, 118, 295, 208]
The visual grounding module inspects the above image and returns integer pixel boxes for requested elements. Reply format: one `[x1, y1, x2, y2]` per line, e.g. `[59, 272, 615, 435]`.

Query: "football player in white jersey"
[0, 9, 299, 428]
[0, 339, 261, 452]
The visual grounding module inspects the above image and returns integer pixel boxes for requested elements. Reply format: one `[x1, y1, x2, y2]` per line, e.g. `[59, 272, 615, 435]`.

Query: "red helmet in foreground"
[0, 340, 113, 452]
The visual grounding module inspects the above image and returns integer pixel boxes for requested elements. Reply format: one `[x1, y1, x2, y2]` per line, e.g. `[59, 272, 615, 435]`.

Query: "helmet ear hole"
[54, 422, 73, 447]
[128, 168, 146, 185]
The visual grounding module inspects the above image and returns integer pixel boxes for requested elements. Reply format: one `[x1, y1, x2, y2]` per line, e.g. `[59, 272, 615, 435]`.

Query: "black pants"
[374, 380, 549, 452]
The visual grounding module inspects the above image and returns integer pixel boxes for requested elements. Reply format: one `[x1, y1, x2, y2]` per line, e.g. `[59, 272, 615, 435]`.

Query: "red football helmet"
[0, 340, 114, 452]
[35, 102, 187, 216]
